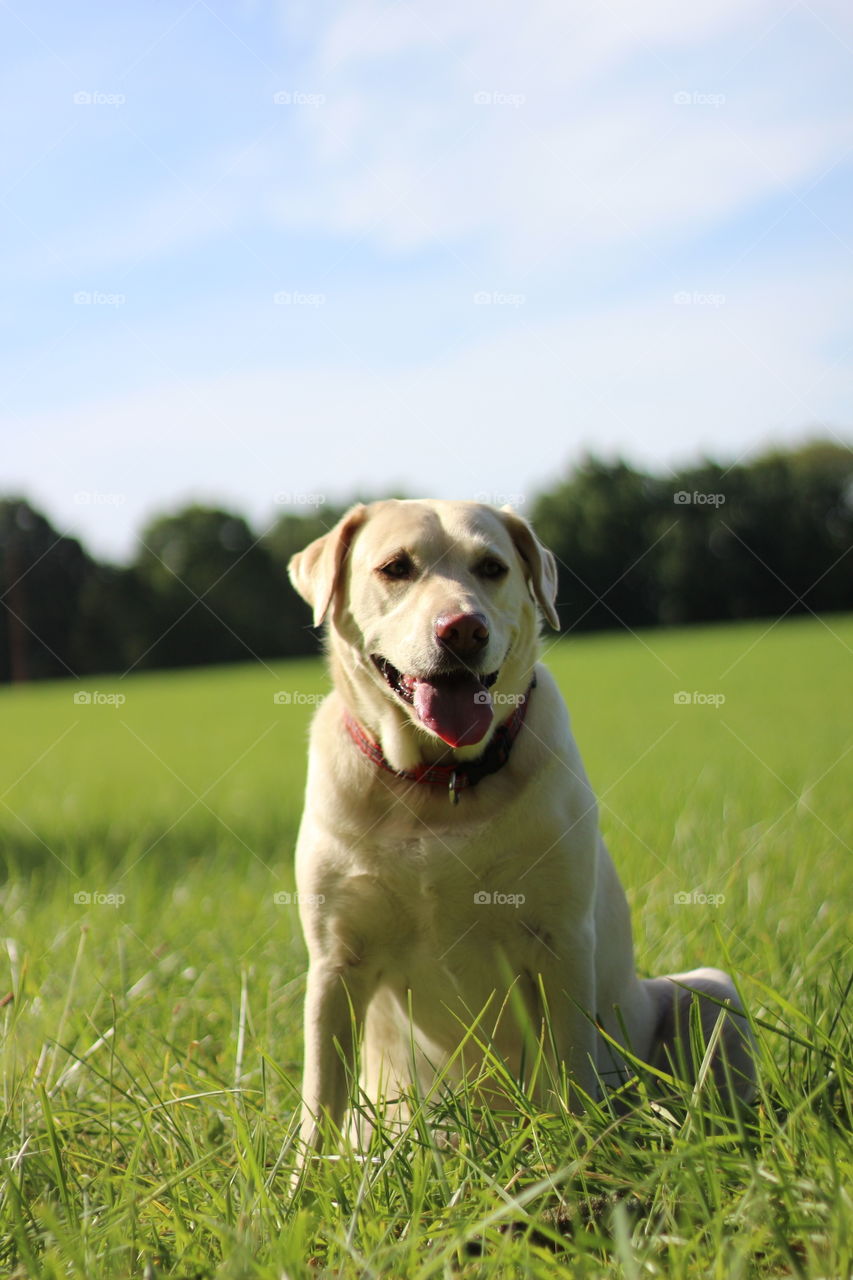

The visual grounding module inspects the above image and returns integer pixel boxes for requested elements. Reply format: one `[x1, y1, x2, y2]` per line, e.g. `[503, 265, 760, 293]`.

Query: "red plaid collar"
[343, 677, 536, 804]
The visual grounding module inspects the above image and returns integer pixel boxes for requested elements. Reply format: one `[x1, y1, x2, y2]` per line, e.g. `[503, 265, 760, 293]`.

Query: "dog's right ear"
[288, 504, 368, 626]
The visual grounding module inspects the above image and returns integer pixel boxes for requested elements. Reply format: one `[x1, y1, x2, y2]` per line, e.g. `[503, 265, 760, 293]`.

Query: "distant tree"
[656, 461, 752, 624]
[131, 506, 301, 669]
[531, 458, 666, 631]
[0, 499, 95, 682]
[69, 562, 152, 676]
[658, 442, 853, 624]
[2, 442, 850, 683]
[750, 441, 853, 613]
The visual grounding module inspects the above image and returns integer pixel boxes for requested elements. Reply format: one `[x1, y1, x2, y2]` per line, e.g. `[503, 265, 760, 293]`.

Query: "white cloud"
[3, 0, 851, 561]
[7, 258, 849, 557]
[6, 0, 848, 288]
[267, 0, 853, 271]
[316, 0, 767, 80]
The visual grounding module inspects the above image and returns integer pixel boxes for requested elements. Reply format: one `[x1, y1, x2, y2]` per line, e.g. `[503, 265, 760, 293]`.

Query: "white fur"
[288, 499, 755, 1153]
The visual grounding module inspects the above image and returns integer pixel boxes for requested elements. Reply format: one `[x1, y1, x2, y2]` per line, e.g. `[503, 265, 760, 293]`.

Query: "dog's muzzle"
[371, 655, 499, 747]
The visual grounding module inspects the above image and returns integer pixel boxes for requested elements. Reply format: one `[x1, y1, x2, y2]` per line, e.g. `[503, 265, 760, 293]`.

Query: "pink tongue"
[412, 677, 494, 747]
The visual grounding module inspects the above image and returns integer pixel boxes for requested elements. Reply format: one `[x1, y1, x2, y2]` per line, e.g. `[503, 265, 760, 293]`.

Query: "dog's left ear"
[288, 503, 368, 626]
[499, 507, 560, 630]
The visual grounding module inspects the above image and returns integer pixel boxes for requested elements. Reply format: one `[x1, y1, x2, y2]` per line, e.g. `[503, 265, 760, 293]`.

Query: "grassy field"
[1, 616, 851, 1278]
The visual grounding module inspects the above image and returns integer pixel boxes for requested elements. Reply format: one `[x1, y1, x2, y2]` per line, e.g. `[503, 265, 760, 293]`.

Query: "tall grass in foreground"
[1, 617, 851, 1277]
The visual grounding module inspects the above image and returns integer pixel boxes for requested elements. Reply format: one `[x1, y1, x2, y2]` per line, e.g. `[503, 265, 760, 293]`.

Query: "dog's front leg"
[300, 961, 368, 1153]
[539, 926, 599, 1111]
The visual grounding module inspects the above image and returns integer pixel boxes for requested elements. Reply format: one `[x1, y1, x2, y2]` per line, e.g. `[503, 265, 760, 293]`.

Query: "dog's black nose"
[435, 612, 489, 657]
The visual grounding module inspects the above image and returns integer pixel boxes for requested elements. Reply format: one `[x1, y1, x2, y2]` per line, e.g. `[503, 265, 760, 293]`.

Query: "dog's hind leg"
[641, 967, 757, 1104]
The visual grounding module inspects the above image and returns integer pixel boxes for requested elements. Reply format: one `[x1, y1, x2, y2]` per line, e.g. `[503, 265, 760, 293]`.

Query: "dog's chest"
[360, 844, 563, 1053]
[358, 832, 561, 973]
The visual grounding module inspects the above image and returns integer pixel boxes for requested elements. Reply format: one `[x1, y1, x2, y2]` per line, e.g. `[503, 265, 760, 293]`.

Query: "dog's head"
[289, 499, 559, 766]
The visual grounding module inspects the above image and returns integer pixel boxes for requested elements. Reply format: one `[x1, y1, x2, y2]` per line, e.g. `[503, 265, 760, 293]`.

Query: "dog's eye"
[378, 554, 414, 581]
[477, 557, 508, 580]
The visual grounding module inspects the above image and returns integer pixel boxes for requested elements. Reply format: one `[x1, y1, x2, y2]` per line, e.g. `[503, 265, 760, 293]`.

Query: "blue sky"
[3, 0, 852, 560]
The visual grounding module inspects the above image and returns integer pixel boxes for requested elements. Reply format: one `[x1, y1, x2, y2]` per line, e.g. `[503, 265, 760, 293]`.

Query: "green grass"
[1, 616, 851, 1278]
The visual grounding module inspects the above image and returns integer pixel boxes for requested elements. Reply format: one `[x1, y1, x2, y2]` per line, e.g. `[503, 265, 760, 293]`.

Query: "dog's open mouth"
[371, 656, 498, 748]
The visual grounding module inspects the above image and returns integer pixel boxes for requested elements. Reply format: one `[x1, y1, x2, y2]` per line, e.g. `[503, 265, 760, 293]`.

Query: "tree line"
[1, 440, 850, 683]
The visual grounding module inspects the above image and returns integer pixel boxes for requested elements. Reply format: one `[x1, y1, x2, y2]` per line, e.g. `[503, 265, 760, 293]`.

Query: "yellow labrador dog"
[288, 499, 754, 1152]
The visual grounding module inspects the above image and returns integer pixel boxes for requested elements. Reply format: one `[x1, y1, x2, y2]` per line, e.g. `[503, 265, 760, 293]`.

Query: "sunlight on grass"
[1, 618, 851, 1277]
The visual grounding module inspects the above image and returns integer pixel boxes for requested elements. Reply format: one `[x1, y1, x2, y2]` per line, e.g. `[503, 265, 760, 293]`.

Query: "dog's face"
[289, 500, 559, 757]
